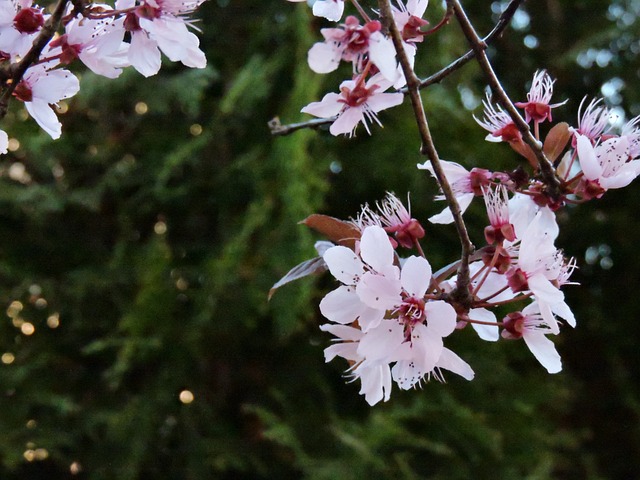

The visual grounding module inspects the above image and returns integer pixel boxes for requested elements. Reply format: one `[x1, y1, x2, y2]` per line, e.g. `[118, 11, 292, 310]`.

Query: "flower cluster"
[292, 0, 436, 135]
[274, 11, 640, 404]
[0, 0, 207, 151]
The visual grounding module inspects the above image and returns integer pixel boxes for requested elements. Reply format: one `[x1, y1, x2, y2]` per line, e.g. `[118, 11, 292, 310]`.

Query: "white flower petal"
[359, 225, 395, 273]
[436, 347, 474, 380]
[424, 300, 457, 337]
[400, 255, 432, 298]
[468, 308, 499, 342]
[523, 331, 562, 373]
[323, 245, 364, 285]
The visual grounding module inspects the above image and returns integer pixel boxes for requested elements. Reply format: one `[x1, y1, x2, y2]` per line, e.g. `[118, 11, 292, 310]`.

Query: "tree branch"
[377, 0, 474, 308]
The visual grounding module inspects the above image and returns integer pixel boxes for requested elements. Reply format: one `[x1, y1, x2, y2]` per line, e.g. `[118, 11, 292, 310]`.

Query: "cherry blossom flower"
[570, 96, 611, 144]
[118, 0, 206, 77]
[502, 302, 562, 374]
[13, 66, 80, 139]
[576, 133, 640, 197]
[417, 160, 492, 224]
[301, 74, 404, 136]
[0, 0, 45, 57]
[482, 184, 515, 244]
[474, 93, 522, 143]
[514, 70, 567, 124]
[505, 208, 575, 332]
[307, 16, 392, 74]
[370, 0, 428, 88]
[319, 323, 393, 406]
[47, 11, 129, 78]
[376, 192, 425, 249]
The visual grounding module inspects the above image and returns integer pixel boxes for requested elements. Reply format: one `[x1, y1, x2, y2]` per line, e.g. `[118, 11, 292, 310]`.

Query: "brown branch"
[412, 0, 524, 91]
[377, 0, 474, 308]
[0, 0, 70, 120]
[449, 0, 563, 200]
[271, 0, 525, 136]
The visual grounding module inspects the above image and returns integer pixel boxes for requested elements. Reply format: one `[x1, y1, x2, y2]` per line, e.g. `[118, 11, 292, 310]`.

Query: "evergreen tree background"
[0, 0, 639, 478]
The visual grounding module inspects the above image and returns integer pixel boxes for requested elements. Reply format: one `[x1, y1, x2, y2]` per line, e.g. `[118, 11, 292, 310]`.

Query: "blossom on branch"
[13, 66, 80, 139]
[514, 70, 566, 124]
[301, 73, 404, 136]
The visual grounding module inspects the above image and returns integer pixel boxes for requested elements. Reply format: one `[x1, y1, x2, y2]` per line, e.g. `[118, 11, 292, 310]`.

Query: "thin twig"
[0, 0, 70, 120]
[449, 0, 563, 200]
[377, 0, 474, 309]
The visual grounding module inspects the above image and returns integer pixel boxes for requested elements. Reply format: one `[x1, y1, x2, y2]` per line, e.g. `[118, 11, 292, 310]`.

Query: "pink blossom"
[47, 11, 129, 78]
[570, 96, 611, 144]
[482, 184, 515, 244]
[474, 92, 522, 143]
[0, 0, 45, 57]
[307, 16, 384, 74]
[117, 0, 206, 77]
[13, 66, 80, 139]
[376, 192, 425, 249]
[576, 133, 640, 196]
[502, 302, 562, 374]
[417, 160, 492, 224]
[514, 70, 567, 124]
[301, 74, 404, 136]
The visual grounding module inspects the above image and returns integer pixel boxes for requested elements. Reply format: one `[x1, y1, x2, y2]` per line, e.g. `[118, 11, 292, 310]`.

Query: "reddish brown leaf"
[543, 122, 571, 163]
[509, 140, 538, 170]
[299, 214, 360, 246]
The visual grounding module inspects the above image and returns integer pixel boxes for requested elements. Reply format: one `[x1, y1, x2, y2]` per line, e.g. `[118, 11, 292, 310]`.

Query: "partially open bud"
[13, 7, 44, 34]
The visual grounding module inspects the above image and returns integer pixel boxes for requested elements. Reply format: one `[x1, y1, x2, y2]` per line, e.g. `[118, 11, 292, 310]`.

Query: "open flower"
[301, 73, 404, 136]
[514, 70, 567, 124]
[576, 133, 640, 197]
[13, 66, 80, 139]
[417, 159, 492, 224]
[502, 302, 562, 373]
[475, 92, 522, 143]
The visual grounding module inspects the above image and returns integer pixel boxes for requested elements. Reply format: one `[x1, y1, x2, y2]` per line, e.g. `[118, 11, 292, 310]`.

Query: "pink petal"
[330, 107, 363, 136]
[424, 300, 457, 337]
[356, 271, 401, 311]
[400, 255, 432, 298]
[307, 42, 341, 74]
[365, 92, 404, 114]
[301, 92, 343, 118]
[319, 285, 365, 324]
[523, 331, 562, 373]
[436, 347, 475, 380]
[468, 308, 499, 342]
[576, 133, 602, 180]
[357, 319, 404, 361]
[359, 225, 395, 273]
[323, 245, 364, 285]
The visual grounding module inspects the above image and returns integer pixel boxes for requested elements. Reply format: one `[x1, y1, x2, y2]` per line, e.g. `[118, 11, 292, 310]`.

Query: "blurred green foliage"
[0, 0, 639, 478]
